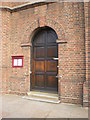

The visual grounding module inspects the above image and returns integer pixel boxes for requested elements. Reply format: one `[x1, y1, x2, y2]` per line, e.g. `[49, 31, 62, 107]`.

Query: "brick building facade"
[0, 1, 89, 106]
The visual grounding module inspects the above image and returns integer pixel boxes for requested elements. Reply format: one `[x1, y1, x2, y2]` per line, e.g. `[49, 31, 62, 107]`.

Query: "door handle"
[30, 71, 32, 74]
[53, 58, 58, 60]
[56, 75, 62, 78]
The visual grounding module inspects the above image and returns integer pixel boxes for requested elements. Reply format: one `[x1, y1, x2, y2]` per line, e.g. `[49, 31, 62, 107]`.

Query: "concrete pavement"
[0, 94, 88, 118]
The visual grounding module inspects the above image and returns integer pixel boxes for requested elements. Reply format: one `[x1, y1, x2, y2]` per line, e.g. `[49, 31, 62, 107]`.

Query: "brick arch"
[22, 18, 65, 44]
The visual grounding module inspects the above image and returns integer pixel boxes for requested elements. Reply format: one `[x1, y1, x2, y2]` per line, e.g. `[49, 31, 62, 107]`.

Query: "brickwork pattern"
[0, 9, 2, 94]
[83, 2, 89, 107]
[1, 2, 89, 106]
[0, 2, 27, 7]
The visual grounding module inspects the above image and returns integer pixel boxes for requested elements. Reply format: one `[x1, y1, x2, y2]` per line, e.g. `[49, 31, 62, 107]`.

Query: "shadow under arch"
[31, 26, 58, 44]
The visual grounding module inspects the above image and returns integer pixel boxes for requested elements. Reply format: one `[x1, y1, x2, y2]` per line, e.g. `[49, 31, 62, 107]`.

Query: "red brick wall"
[1, 9, 11, 94]
[83, 2, 89, 107]
[0, 10, 2, 94]
[58, 3, 85, 105]
[1, 2, 89, 105]
[88, 2, 90, 108]
[0, 2, 27, 7]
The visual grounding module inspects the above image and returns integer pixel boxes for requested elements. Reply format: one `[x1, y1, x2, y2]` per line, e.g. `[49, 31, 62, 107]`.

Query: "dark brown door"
[32, 27, 58, 92]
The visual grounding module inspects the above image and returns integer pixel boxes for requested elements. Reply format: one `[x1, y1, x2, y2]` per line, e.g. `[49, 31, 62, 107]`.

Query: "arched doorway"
[31, 26, 58, 93]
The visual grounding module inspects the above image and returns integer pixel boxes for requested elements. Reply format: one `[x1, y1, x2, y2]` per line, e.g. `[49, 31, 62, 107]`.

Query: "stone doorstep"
[22, 96, 60, 104]
[27, 91, 58, 98]
[22, 91, 60, 104]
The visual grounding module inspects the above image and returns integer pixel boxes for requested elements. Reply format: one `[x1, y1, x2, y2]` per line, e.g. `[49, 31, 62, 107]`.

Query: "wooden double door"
[32, 27, 58, 92]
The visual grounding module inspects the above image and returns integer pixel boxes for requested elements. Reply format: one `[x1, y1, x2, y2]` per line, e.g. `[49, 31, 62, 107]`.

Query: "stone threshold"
[22, 91, 60, 104]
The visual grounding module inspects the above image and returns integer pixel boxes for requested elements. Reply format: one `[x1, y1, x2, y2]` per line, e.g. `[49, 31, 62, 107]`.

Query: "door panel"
[32, 27, 58, 92]
[46, 60, 57, 72]
[47, 31, 57, 44]
[35, 61, 45, 72]
[35, 31, 46, 44]
[35, 74, 45, 88]
[35, 47, 45, 58]
[47, 46, 57, 58]
[46, 75, 57, 89]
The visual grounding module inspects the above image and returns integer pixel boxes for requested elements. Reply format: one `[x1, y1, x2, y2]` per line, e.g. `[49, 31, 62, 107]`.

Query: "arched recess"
[21, 19, 66, 94]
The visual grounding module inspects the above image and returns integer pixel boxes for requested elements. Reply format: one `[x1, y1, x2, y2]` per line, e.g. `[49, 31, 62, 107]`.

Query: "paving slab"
[0, 94, 88, 118]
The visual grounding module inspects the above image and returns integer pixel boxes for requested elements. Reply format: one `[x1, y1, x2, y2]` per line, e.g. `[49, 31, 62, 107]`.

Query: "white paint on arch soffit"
[0, 0, 90, 2]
